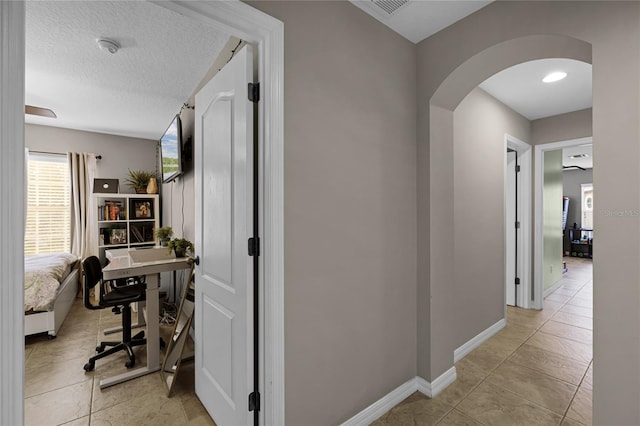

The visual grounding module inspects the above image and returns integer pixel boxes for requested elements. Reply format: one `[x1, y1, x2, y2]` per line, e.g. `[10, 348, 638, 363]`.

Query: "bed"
[24, 252, 80, 338]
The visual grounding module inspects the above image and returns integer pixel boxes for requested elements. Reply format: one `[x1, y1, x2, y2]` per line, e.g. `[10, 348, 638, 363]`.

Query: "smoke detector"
[97, 38, 120, 54]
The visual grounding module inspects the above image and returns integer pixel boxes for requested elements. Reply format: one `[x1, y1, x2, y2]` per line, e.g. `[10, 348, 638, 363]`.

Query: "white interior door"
[194, 44, 255, 426]
[506, 150, 517, 306]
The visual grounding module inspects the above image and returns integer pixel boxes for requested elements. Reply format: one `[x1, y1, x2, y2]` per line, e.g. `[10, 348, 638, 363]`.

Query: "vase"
[146, 177, 158, 194]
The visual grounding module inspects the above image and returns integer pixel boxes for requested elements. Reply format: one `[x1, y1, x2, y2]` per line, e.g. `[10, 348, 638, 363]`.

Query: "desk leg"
[145, 274, 160, 369]
[99, 274, 160, 389]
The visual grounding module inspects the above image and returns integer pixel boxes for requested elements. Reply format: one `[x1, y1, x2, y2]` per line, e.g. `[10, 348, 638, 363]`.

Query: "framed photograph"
[110, 228, 127, 245]
[133, 200, 152, 219]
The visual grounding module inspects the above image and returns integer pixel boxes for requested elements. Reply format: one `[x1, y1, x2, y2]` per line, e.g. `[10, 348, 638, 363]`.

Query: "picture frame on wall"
[110, 228, 127, 245]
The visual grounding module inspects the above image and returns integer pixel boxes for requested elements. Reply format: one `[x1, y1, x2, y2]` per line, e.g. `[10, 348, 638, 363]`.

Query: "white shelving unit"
[95, 193, 159, 263]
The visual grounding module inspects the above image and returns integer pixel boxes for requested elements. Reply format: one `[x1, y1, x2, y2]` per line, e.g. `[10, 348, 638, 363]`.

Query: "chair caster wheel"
[125, 358, 135, 369]
[84, 362, 95, 372]
[96, 344, 106, 353]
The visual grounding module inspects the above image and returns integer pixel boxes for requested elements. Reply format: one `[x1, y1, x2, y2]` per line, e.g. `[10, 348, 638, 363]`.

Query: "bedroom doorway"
[504, 135, 532, 309]
[0, 2, 284, 425]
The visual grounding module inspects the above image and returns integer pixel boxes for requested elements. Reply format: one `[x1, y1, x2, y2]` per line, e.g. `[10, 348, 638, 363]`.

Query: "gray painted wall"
[249, 2, 418, 424]
[25, 124, 157, 193]
[453, 88, 530, 346]
[543, 150, 563, 291]
[532, 108, 592, 145]
[416, 2, 640, 423]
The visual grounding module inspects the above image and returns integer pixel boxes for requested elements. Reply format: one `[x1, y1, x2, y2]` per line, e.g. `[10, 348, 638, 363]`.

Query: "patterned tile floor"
[372, 257, 593, 426]
[24, 298, 216, 426]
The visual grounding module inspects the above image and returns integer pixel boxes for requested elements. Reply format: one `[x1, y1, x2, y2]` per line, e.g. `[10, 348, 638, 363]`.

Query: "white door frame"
[504, 134, 532, 310]
[0, 1, 284, 425]
[533, 136, 592, 309]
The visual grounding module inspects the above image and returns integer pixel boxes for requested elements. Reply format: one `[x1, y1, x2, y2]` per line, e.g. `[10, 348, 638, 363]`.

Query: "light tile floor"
[24, 298, 216, 426]
[26, 259, 593, 426]
[373, 257, 593, 426]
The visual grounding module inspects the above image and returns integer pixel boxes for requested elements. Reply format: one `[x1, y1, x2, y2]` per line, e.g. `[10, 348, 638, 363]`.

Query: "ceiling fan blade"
[25, 105, 57, 118]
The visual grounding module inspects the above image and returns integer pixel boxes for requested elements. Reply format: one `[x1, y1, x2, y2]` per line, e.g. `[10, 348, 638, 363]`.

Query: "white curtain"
[68, 152, 97, 259]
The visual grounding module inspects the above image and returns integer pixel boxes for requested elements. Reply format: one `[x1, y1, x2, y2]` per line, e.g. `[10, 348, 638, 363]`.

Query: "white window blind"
[25, 153, 71, 255]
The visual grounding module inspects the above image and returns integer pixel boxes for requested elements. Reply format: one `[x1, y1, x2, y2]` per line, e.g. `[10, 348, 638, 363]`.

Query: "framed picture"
[110, 228, 127, 245]
[133, 200, 152, 219]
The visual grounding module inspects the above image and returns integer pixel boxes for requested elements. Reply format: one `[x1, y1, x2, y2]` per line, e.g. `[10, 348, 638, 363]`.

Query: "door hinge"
[249, 391, 260, 411]
[248, 82, 260, 103]
[515, 165, 521, 173]
[515, 221, 520, 229]
[248, 237, 260, 257]
[515, 277, 521, 285]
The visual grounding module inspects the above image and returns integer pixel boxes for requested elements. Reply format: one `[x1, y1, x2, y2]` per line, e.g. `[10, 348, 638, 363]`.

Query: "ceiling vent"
[370, 0, 409, 16]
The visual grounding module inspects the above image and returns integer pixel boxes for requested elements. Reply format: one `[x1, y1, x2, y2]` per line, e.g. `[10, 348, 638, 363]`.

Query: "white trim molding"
[340, 378, 420, 426]
[544, 279, 564, 298]
[504, 134, 532, 310]
[0, 2, 26, 425]
[534, 137, 592, 310]
[340, 368, 457, 426]
[416, 367, 457, 397]
[454, 318, 506, 363]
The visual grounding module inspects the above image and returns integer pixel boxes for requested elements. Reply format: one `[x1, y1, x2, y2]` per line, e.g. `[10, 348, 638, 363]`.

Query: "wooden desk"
[101, 251, 191, 389]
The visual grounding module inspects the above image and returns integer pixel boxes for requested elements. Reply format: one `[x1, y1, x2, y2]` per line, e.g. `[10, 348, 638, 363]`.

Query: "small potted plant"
[154, 226, 173, 246]
[125, 169, 156, 193]
[167, 237, 194, 258]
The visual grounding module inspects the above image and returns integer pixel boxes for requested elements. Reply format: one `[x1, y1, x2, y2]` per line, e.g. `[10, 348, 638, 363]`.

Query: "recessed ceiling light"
[542, 71, 567, 83]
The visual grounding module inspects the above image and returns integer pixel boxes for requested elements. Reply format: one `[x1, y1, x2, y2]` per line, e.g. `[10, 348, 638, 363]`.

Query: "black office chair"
[82, 256, 147, 372]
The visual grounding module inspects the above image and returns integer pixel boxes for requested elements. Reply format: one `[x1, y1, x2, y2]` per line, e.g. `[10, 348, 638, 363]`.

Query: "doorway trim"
[504, 134, 532, 309]
[0, 1, 284, 425]
[533, 136, 592, 309]
[0, 2, 26, 424]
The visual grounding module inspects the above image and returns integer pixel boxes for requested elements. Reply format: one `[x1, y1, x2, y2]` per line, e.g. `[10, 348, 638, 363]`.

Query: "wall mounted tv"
[160, 114, 183, 183]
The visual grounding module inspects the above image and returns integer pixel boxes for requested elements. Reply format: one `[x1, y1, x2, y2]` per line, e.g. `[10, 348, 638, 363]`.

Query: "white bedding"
[25, 253, 78, 312]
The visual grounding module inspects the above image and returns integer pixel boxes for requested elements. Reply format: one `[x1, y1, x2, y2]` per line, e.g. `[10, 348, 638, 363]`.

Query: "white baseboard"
[544, 279, 564, 297]
[340, 378, 419, 426]
[454, 318, 506, 363]
[340, 368, 457, 426]
[415, 366, 457, 397]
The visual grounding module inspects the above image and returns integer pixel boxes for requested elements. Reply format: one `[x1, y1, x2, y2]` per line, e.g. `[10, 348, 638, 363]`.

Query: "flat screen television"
[160, 114, 183, 183]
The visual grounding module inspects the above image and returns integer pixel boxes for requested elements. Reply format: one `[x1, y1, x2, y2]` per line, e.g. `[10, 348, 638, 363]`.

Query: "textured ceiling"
[350, 0, 492, 44]
[479, 58, 592, 120]
[25, 1, 230, 140]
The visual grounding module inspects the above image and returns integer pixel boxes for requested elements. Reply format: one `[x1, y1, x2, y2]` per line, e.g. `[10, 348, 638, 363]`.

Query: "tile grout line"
[561, 359, 593, 425]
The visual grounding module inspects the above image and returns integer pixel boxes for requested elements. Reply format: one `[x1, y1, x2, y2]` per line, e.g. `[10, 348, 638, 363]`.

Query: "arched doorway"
[420, 34, 592, 381]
